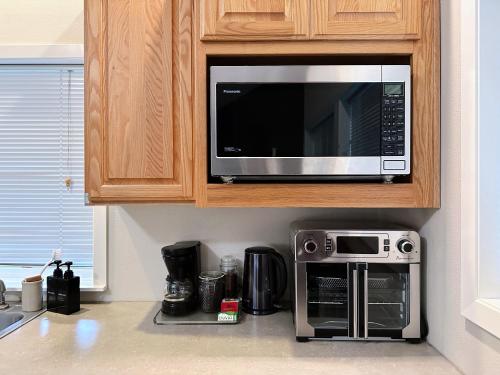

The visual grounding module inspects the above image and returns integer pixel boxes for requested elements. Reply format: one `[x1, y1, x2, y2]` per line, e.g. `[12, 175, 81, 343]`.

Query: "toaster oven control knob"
[304, 240, 318, 254]
[397, 239, 414, 254]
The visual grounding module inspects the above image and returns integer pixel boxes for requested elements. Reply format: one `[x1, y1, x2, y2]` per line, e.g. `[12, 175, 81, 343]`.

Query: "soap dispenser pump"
[62, 261, 74, 279]
[51, 260, 63, 278]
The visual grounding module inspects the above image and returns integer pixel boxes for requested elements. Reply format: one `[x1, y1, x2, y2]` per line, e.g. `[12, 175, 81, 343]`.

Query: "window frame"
[0, 44, 107, 292]
[460, 0, 500, 338]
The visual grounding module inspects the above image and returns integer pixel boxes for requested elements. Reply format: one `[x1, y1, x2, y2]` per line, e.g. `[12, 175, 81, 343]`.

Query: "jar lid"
[199, 271, 225, 281]
[220, 255, 237, 267]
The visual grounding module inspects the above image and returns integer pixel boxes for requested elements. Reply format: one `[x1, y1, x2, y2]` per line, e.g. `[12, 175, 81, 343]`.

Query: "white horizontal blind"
[0, 66, 93, 267]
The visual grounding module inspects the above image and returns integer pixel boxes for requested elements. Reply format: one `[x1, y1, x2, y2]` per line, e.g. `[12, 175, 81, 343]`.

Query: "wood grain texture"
[107, 0, 173, 179]
[199, 39, 414, 55]
[312, 0, 422, 40]
[84, 0, 193, 203]
[84, 0, 105, 199]
[205, 184, 418, 208]
[410, 0, 440, 207]
[193, 1, 440, 208]
[200, 0, 309, 40]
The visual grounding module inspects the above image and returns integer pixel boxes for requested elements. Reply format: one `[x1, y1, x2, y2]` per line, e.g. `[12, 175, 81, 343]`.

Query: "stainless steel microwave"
[210, 65, 411, 183]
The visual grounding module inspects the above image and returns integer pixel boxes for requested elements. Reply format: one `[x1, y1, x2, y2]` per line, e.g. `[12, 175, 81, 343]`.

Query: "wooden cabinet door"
[312, 0, 422, 40]
[85, 0, 192, 203]
[200, 0, 309, 40]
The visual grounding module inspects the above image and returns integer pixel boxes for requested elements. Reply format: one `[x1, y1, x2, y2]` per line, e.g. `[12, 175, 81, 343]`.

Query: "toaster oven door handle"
[352, 269, 358, 339]
[364, 268, 369, 339]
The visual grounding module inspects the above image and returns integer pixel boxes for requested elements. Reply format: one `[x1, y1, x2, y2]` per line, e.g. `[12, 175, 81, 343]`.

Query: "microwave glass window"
[336, 236, 379, 254]
[384, 83, 403, 96]
[216, 83, 382, 158]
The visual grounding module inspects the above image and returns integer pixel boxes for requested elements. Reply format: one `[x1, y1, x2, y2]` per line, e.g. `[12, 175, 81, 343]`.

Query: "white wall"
[96, 205, 422, 301]
[421, 1, 500, 374]
[0, 0, 83, 45]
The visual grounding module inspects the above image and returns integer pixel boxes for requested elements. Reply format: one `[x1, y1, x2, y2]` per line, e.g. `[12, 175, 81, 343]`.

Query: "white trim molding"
[0, 44, 83, 64]
[460, 0, 500, 339]
[92, 206, 108, 291]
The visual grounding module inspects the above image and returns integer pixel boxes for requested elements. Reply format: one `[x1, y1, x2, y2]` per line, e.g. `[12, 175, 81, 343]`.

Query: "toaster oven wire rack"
[314, 276, 400, 289]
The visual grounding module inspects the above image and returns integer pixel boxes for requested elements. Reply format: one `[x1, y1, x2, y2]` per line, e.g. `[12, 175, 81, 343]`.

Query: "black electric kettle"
[242, 247, 287, 315]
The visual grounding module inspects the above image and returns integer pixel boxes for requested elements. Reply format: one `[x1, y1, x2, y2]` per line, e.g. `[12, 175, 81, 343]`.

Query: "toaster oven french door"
[296, 262, 419, 340]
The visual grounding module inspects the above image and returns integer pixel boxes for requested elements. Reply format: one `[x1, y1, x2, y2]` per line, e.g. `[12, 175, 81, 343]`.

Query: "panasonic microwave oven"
[210, 65, 411, 183]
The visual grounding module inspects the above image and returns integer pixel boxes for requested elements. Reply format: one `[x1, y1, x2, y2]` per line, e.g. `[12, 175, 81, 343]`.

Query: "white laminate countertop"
[0, 302, 460, 375]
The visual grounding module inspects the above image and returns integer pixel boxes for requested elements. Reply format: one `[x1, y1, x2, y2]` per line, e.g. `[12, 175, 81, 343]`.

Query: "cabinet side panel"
[172, 0, 194, 196]
[84, 0, 105, 198]
[411, 0, 440, 207]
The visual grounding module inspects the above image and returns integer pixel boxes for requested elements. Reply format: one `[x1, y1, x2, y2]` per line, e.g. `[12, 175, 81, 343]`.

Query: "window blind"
[0, 66, 93, 267]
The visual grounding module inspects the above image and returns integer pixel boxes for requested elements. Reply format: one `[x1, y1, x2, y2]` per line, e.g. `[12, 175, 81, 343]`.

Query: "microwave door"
[212, 81, 383, 177]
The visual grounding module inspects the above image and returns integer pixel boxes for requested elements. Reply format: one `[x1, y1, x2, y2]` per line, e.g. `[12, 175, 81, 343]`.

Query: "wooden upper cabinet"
[311, 0, 422, 40]
[84, 0, 193, 203]
[200, 0, 309, 40]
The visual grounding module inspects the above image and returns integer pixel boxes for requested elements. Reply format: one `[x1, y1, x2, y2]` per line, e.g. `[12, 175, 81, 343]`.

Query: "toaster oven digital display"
[337, 236, 379, 254]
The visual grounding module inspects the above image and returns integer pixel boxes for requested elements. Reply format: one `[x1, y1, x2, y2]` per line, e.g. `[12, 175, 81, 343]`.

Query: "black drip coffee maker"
[161, 241, 201, 316]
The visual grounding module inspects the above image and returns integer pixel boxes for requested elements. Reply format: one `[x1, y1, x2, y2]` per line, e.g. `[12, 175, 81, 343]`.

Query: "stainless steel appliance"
[290, 223, 421, 342]
[210, 65, 411, 183]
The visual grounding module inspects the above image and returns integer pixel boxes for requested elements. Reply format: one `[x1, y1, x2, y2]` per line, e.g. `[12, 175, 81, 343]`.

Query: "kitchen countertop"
[0, 302, 460, 375]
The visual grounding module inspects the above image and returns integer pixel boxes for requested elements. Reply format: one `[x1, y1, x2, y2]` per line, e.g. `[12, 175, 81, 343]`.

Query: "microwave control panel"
[381, 83, 406, 157]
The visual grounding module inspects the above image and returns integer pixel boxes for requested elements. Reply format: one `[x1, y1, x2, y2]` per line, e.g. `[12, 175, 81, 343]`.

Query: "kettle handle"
[271, 251, 287, 304]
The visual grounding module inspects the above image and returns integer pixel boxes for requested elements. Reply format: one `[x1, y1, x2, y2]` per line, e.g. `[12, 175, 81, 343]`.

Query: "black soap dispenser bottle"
[46, 260, 80, 315]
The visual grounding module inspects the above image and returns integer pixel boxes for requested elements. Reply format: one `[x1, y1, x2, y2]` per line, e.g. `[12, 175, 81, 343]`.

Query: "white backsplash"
[86, 204, 434, 302]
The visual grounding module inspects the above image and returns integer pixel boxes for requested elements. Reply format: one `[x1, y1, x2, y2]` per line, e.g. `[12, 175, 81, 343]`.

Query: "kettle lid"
[245, 246, 276, 255]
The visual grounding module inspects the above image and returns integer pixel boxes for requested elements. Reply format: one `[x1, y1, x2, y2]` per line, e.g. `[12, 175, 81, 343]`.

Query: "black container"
[161, 241, 201, 316]
[242, 247, 287, 315]
[46, 276, 80, 315]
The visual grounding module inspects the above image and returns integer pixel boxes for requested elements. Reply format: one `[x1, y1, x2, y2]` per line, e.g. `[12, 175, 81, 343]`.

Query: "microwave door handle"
[352, 269, 358, 339]
[364, 268, 369, 339]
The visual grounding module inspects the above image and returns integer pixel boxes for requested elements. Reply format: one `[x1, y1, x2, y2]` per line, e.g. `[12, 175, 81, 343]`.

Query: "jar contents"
[198, 271, 225, 313]
[220, 255, 239, 298]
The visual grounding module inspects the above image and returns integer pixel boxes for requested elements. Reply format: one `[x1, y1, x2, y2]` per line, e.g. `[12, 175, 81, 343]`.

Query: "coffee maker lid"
[162, 241, 200, 257]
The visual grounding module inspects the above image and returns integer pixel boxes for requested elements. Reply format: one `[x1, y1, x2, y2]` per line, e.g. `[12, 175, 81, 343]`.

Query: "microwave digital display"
[384, 83, 404, 96]
[336, 236, 379, 254]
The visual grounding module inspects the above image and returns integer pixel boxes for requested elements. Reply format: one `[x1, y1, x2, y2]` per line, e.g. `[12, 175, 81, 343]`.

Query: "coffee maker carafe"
[161, 241, 200, 316]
